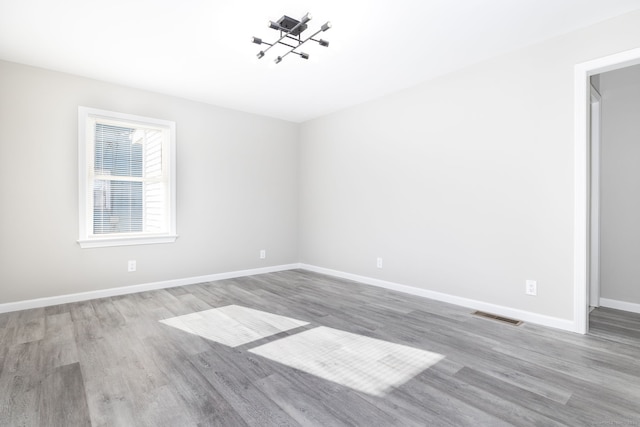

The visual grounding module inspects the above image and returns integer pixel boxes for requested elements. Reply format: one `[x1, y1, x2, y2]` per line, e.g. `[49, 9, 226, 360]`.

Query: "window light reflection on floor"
[159, 304, 309, 347]
[160, 305, 445, 396]
[249, 326, 444, 396]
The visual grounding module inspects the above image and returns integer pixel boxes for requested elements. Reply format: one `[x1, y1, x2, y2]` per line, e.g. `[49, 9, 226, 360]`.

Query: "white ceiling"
[2, 0, 640, 122]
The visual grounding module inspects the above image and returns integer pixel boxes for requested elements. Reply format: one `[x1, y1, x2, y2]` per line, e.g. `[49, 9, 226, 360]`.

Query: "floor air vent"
[472, 311, 523, 326]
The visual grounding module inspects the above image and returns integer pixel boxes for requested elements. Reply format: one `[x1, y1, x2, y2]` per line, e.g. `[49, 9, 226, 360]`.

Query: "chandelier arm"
[276, 41, 300, 49]
[278, 28, 323, 61]
[284, 35, 301, 44]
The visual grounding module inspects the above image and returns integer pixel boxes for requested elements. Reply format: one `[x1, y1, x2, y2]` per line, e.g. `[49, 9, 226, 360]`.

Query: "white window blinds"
[78, 107, 176, 248]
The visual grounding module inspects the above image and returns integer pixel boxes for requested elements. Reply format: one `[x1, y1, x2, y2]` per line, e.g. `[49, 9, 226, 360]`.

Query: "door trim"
[589, 85, 601, 309]
[574, 48, 640, 334]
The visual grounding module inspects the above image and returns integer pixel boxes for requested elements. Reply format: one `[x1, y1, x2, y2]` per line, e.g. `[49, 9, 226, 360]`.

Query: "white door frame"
[574, 48, 640, 334]
[589, 85, 601, 309]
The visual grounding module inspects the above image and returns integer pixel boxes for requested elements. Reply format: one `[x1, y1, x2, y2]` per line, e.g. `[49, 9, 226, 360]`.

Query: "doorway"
[574, 48, 640, 334]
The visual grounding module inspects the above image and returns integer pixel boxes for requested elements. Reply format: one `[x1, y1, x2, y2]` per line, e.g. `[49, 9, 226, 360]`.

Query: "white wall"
[4, 11, 640, 322]
[299, 10, 640, 321]
[0, 60, 299, 304]
[599, 64, 640, 305]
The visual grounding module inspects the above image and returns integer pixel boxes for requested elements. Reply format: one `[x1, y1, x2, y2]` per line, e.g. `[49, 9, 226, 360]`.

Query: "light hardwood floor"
[1, 269, 639, 426]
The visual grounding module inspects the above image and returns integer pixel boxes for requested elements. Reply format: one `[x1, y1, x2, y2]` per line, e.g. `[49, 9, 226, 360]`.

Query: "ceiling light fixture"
[253, 13, 331, 64]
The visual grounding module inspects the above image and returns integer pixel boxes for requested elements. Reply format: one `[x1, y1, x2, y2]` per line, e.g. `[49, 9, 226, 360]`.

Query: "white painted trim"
[300, 264, 575, 332]
[0, 264, 302, 314]
[3, 262, 577, 332]
[589, 84, 601, 308]
[574, 48, 640, 334]
[600, 298, 640, 315]
[574, 61, 589, 334]
[78, 234, 178, 249]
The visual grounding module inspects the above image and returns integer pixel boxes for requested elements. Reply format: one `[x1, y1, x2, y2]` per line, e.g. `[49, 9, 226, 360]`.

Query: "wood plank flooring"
[1, 269, 639, 426]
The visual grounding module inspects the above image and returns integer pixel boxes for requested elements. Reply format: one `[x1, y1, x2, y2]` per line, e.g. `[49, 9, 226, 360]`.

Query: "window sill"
[78, 234, 178, 249]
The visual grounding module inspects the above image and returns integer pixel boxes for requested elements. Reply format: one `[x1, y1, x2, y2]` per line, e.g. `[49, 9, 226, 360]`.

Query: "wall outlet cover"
[526, 280, 537, 296]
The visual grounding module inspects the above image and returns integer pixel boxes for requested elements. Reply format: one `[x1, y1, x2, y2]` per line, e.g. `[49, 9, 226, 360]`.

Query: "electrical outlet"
[526, 280, 537, 296]
[128, 260, 137, 272]
[260, 250, 266, 259]
[376, 257, 383, 269]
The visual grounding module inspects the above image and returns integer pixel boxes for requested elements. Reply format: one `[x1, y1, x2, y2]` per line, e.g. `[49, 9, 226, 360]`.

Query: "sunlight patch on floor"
[161, 305, 444, 396]
[249, 326, 444, 396]
[159, 304, 309, 347]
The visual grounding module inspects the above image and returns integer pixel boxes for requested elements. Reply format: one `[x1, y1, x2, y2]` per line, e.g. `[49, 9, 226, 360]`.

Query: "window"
[78, 107, 176, 248]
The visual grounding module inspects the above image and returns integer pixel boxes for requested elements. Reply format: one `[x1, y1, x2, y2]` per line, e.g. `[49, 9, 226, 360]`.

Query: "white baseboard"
[599, 298, 640, 314]
[0, 264, 301, 314]
[0, 262, 577, 333]
[299, 264, 576, 333]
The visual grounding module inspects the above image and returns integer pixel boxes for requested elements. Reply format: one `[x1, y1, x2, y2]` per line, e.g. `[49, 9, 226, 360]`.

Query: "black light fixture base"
[277, 16, 307, 36]
[252, 12, 331, 64]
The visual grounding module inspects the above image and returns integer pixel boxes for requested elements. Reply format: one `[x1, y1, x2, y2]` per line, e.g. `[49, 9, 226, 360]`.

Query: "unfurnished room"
[2, 1, 640, 426]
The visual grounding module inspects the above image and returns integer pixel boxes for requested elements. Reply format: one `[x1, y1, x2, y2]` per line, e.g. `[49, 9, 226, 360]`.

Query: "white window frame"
[78, 106, 177, 248]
